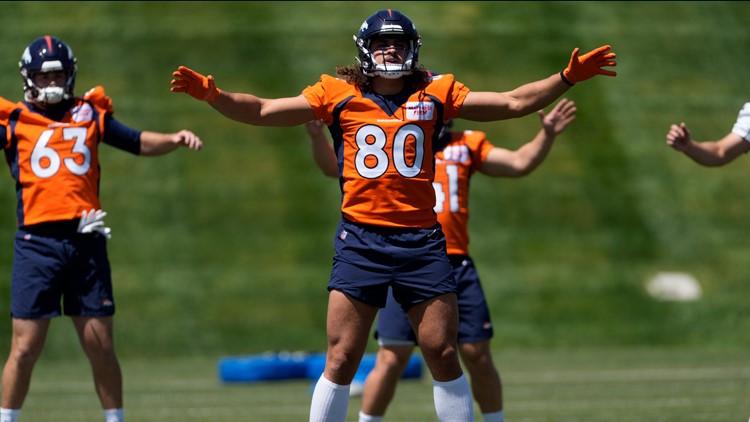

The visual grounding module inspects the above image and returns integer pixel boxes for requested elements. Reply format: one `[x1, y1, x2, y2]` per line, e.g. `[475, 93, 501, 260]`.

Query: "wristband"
[560, 71, 574, 87]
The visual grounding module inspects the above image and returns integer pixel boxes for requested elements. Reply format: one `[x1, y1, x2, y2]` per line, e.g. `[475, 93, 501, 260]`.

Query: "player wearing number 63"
[0, 35, 202, 422]
[171, 8, 615, 422]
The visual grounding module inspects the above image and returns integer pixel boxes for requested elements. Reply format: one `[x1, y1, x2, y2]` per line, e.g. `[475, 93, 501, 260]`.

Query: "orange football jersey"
[303, 73, 470, 228]
[433, 130, 494, 255]
[1, 94, 111, 226]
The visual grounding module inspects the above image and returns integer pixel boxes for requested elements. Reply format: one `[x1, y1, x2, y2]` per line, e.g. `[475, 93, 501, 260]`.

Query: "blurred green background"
[0, 1, 748, 362]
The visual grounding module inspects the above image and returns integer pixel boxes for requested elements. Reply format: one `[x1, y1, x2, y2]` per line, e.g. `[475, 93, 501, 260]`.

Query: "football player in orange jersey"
[171, 9, 614, 421]
[0, 36, 202, 422]
[305, 97, 577, 422]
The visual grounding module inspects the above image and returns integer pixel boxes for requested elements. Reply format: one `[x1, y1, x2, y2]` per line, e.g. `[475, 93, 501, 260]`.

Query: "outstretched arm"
[666, 103, 750, 166]
[170, 66, 315, 127]
[460, 45, 616, 122]
[305, 120, 339, 178]
[479, 98, 577, 177]
[139, 130, 203, 156]
[666, 123, 750, 167]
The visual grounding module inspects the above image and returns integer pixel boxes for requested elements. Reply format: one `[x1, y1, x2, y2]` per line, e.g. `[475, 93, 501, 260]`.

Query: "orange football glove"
[170, 66, 221, 103]
[561, 45, 617, 85]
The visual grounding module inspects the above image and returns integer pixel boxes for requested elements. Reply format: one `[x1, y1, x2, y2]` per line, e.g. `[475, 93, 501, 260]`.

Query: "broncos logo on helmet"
[354, 9, 421, 79]
[19, 35, 78, 105]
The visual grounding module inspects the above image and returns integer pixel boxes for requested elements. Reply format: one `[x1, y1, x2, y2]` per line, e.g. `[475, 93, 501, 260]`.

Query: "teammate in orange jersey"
[0, 35, 202, 422]
[170, 9, 614, 421]
[666, 103, 750, 165]
[305, 98, 577, 422]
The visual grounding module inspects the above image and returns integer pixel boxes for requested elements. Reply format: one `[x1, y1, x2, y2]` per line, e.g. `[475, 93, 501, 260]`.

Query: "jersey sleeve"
[302, 74, 352, 125]
[468, 130, 495, 173]
[0, 96, 18, 149]
[731, 102, 750, 141]
[424, 74, 471, 121]
[81, 86, 140, 154]
[446, 79, 470, 120]
[102, 115, 141, 155]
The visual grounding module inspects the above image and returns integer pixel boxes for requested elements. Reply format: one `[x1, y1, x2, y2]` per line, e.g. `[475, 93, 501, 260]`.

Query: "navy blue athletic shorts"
[10, 222, 114, 319]
[375, 255, 493, 344]
[329, 219, 456, 310]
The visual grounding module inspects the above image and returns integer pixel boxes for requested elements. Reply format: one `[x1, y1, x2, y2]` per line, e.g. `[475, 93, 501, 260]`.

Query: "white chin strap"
[32, 86, 66, 104]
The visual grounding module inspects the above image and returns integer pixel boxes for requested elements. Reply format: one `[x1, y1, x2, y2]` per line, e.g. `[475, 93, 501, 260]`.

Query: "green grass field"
[21, 349, 750, 421]
[0, 1, 749, 420]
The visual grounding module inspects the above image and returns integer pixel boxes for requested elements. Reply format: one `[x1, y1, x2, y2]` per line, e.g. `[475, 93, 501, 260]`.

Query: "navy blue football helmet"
[354, 9, 421, 79]
[19, 35, 78, 105]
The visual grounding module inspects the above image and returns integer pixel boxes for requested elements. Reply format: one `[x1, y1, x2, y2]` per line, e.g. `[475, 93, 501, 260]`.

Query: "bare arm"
[460, 73, 570, 122]
[210, 92, 316, 127]
[479, 98, 576, 177]
[666, 123, 750, 167]
[459, 45, 615, 122]
[305, 119, 339, 177]
[139, 130, 203, 156]
[171, 66, 315, 127]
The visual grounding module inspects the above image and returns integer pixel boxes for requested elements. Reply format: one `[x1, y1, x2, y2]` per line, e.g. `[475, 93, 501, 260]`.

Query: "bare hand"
[539, 98, 577, 135]
[172, 130, 203, 151]
[305, 119, 325, 135]
[666, 122, 691, 151]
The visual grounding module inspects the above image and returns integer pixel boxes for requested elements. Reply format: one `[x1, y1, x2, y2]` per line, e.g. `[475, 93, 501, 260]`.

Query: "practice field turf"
[19, 348, 749, 421]
[0, 2, 749, 420]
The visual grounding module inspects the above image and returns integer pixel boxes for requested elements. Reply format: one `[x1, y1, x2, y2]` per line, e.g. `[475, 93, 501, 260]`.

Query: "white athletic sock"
[309, 374, 350, 422]
[358, 411, 384, 422]
[483, 409, 504, 422]
[104, 408, 124, 422]
[433, 374, 474, 421]
[0, 408, 19, 422]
